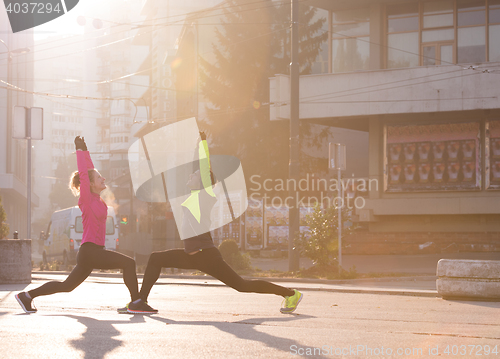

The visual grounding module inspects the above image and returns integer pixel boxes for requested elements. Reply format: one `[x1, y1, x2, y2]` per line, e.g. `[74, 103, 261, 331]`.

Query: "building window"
[422, 1, 455, 65]
[387, 3, 420, 68]
[331, 8, 370, 73]
[386, 0, 498, 68]
[457, 0, 486, 63]
[385, 122, 481, 192]
[489, 0, 500, 61]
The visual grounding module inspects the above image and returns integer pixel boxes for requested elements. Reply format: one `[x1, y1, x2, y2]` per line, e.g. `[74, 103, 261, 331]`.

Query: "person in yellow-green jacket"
[125, 132, 302, 315]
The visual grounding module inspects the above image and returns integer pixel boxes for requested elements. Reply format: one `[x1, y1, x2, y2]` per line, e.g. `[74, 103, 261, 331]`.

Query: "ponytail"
[69, 170, 95, 196]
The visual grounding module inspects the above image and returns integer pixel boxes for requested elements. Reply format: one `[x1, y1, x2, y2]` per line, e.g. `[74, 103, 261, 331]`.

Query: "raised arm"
[75, 136, 94, 205]
[198, 132, 215, 197]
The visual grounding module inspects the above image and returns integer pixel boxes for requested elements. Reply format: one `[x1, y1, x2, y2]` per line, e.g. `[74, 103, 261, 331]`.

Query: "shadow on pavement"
[148, 314, 327, 359]
[54, 314, 146, 359]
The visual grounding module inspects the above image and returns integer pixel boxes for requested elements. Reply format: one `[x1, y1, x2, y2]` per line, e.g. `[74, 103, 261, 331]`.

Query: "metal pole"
[27, 107, 32, 240]
[4, 44, 12, 174]
[288, 0, 300, 271]
[338, 167, 342, 275]
[130, 178, 134, 233]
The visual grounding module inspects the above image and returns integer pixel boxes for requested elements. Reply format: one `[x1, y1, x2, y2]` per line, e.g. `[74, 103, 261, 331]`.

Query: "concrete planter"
[437, 259, 500, 300]
[0, 239, 32, 284]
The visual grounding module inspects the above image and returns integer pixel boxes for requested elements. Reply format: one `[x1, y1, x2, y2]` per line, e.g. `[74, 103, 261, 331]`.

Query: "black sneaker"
[15, 292, 37, 313]
[127, 299, 158, 314]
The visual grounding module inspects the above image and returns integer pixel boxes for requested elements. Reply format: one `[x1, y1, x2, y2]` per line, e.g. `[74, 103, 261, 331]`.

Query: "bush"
[219, 238, 240, 258]
[219, 239, 251, 271]
[0, 195, 9, 239]
[297, 203, 357, 268]
[39, 260, 60, 271]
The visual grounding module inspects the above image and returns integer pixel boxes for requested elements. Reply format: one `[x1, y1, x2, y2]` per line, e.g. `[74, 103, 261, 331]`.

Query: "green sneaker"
[117, 303, 130, 314]
[280, 289, 303, 314]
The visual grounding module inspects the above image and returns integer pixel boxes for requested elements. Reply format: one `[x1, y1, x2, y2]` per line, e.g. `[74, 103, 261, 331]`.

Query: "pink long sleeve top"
[77, 150, 107, 246]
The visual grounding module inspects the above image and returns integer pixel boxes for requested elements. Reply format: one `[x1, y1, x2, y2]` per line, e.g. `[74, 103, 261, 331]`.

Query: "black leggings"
[29, 242, 139, 301]
[139, 247, 294, 301]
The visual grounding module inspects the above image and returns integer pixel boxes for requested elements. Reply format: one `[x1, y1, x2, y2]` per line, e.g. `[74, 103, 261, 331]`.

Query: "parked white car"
[42, 206, 119, 265]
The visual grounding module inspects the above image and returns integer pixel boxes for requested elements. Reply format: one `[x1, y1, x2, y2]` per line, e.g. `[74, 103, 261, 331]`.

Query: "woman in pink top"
[15, 137, 140, 314]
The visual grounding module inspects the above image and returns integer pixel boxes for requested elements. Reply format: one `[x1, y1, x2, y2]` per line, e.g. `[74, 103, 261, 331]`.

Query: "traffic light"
[119, 215, 135, 236]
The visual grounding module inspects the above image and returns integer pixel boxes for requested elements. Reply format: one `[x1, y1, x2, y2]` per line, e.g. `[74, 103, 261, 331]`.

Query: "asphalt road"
[1, 274, 499, 358]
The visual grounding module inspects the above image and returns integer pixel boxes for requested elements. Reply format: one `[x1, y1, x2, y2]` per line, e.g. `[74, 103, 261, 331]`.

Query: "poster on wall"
[386, 122, 481, 192]
[267, 226, 289, 248]
[265, 206, 289, 249]
[245, 199, 264, 249]
[262, 205, 313, 250]
[487, 120, 500, 189]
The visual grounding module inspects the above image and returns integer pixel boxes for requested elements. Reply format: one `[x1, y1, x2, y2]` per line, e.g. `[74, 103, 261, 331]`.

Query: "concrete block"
[437, 259, 500, 300]
[437, 259, 500, 279]
[0, 239, 32, 284]
[437, 279, 500, 300]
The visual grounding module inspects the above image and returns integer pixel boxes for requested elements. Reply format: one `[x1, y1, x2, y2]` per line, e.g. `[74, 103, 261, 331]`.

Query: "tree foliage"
[198, 0, 329, 185]
[0, 195, 9, 239]
[297, 202, 357, 268]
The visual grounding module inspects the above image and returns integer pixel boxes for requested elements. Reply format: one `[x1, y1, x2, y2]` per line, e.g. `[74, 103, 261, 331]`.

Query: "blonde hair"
[69, 169, 96, 196]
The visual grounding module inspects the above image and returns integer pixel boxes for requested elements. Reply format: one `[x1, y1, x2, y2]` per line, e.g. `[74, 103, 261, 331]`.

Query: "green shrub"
[0, 195, 9, 239]
[297, 203, 357, 268]
[219, 239, 239, 258]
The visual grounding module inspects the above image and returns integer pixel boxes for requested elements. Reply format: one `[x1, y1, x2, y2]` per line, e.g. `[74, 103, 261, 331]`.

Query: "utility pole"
[14, 106, 43, 241]
[288, 0, 300, 271]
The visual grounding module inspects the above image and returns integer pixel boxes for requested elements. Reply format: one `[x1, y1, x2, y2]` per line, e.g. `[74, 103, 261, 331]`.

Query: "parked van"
[42, 206, 119, 265]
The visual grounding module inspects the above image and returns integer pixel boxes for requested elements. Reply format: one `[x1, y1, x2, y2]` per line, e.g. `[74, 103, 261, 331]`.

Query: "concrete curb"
[32, 270, 436, 284]
[31, 271, 439, 298]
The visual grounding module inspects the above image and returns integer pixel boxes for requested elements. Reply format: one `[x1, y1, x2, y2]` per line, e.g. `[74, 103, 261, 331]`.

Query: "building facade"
[0, 16, 36, 239]
[270, 0, 500, 253]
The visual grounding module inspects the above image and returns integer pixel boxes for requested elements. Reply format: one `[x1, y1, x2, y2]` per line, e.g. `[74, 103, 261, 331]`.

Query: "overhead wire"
[0, 3, 296, 121]
[0, 0, 300, 106]
[0, 0, 301, 66]
[2, 0, 498, 121]
[0, 8, 293, 101]
[0, 0, 303, 66]
[4, 0, 488, 92]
